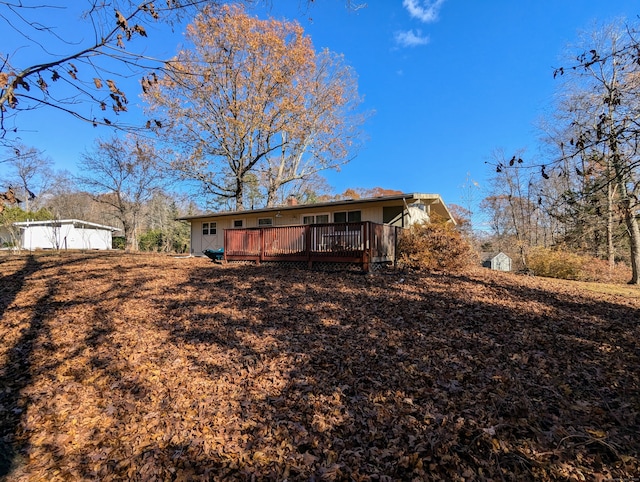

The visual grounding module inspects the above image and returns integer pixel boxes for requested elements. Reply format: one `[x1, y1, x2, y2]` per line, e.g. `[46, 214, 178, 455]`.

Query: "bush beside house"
[397, 219, 473, 272]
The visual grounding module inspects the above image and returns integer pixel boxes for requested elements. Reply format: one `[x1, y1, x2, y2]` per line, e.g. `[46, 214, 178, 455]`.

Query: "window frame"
[333, 210, 361, 223]
[302, 213, 330, 225]
[233, 219, 244, 228]
[257, 217, 273, 226]
[202, 222, 217, 236]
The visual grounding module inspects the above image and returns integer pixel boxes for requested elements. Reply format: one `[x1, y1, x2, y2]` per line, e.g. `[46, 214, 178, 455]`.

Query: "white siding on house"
[184, 194, 455, 257]
[191, 219, 225, 254]
[190, 223, 201, 255]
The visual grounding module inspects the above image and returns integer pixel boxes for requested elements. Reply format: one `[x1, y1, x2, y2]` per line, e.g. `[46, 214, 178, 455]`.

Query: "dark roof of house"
[177, 193, 454, 222]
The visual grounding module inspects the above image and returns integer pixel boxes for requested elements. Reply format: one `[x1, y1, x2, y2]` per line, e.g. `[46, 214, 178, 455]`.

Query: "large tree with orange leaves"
[144, 4, 365, 210]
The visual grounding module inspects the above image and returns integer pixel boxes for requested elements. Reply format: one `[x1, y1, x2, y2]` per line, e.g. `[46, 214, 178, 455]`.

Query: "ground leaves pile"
[0, 253, 639, 480]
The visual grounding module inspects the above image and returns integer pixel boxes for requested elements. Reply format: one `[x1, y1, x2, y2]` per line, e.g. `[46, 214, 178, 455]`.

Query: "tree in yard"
[552, 21, 640, 283]
[144, 4, 365, 210]
[0, 144, 53, 211]
[76, 135, 167, 251]
[0, 205, 52, 248]
[0, 1, 364, 151]
[44, 172, 120, 226]
[259, 49, 366, 207]
[447, 203, 474, 240]
[0, 1, 233, 145]
[139, 191, 191, 253]
[340, 187, 404, 200]
[0, 187, 20, 214]
[481, 150, 549, 269]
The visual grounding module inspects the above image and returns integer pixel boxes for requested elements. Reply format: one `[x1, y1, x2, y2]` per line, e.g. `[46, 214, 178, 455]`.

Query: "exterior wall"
[19, 224, 113, 250]
[187, 198, 443, 256]
[73, 227, 113, 250]
[21, 224, 72, 250]
[191, 217, 226, 254]
[482, 252, 512, 271]
[190, 206, 390, 256]
[491, 253, 512, 271]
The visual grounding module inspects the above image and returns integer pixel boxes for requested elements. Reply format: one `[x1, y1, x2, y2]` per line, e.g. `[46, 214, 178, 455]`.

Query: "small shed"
[482, 252, 512, 271]
[12, 219, 120, 251]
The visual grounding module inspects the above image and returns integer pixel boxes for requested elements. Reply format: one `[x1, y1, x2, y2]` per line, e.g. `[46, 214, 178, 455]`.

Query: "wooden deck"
[223, 222, 400, 271]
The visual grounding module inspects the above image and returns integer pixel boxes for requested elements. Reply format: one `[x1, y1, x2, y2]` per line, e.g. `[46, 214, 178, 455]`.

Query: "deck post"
[363, 250, 370, 273]
[306, 224, 312, 269]
[363, 222, 371, 272]
[394, 226, 400, 268]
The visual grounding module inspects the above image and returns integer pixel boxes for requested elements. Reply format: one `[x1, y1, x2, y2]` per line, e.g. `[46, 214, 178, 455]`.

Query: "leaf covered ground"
[0, 252, 639, 481]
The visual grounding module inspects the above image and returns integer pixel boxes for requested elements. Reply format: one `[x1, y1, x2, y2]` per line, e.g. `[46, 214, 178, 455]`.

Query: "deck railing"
[223, 222, 401, 271]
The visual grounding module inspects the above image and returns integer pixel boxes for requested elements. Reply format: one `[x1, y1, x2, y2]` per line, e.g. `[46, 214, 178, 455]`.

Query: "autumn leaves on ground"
[0, 253, 638, 481]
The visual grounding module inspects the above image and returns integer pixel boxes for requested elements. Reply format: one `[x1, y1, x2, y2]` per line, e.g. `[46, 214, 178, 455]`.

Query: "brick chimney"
[286, 195, 298, 206]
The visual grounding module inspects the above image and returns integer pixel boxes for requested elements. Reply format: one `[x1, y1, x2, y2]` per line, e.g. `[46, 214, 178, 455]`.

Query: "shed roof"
[13, 219, 120, 232]
[480, 251, 511, 262]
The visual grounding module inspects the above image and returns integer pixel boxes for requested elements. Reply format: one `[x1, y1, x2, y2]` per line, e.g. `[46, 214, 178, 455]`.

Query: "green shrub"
[112, 236, 125, 250]
[139, 229, 164, 252]
[397, 221, 473, 272]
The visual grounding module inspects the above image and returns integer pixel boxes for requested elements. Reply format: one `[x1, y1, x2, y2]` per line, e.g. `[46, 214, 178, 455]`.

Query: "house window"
[302, 214, 330, 224]
[203, 222, 216, 235]
[334, 210, 361, 223]
[258, 218, 273, 226]
[233, 219, 243, 228]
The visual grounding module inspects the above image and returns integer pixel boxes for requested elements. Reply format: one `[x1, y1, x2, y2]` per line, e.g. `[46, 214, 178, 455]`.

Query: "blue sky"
[4, 0, 640, 210]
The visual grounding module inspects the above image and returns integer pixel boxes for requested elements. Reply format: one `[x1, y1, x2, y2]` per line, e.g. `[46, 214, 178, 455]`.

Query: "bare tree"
[552, 21, 640, 283]
[76, 135, 167, 251]
[482, 150, 548, 269]
[259, 50, 366, 207]
[0, 1, 362, 147]
[0, 0, 231, 145]
[0, 144, 53, 211]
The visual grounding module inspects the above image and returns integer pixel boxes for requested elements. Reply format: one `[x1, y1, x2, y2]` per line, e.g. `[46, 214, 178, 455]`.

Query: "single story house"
[7, 219, 120, 251]
[179, 192, 455, 258]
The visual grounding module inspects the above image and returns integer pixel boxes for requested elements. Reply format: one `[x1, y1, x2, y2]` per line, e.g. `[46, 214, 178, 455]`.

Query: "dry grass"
[1, 252, 639, 481]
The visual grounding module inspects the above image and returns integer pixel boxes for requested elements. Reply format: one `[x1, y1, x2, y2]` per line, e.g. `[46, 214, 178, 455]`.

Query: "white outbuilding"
[482, 252, 512, 272]
[11, 219, 120, 251]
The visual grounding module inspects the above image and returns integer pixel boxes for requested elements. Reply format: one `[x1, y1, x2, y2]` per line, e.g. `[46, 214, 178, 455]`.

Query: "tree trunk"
[123, 220, 138, 252]
[607, 160, 616, 269]
[235, 181, 244, 211]
[607, 186, 615, 269]
[265, 181, 278, 208]
[623, 202, 640, 284]
[611, 146, 639, 283]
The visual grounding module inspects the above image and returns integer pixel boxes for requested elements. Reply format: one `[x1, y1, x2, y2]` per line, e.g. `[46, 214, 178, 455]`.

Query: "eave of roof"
[12, 219, 121, 231]
[177, 193, 448, 221]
